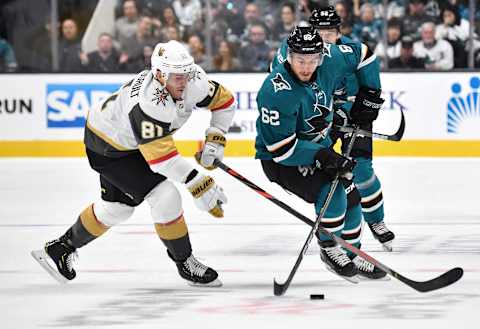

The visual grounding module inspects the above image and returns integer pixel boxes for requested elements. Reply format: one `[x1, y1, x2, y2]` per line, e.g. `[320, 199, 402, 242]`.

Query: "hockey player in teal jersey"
[256, 24, 386, 281]
[309, 6, 396, 252]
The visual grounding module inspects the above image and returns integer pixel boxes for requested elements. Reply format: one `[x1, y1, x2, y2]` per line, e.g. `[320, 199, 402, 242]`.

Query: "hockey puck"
[310, 294, 325, 300]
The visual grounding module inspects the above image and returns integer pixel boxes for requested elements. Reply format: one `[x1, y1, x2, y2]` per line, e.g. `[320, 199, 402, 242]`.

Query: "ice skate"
[368, 221, 395, 251]
[319, 240, 359, 283]
[352, 256, 389, 280]
[31, 236, 78, 284]
[169, 251, 222, 287]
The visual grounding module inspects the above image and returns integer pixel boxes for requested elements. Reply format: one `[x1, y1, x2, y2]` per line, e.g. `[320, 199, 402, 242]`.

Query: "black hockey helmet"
[287, 23, 323, 55]
[309, 6, 341, 29]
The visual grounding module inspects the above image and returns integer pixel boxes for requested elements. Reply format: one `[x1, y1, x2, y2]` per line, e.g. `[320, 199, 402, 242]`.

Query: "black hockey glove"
[314, 148, 356, 181]
[333, 108, 349, 128]
[350, 87, 384, 125]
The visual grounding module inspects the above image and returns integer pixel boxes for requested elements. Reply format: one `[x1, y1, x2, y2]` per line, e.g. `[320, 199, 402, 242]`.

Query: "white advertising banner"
[0, 72, 479, 141]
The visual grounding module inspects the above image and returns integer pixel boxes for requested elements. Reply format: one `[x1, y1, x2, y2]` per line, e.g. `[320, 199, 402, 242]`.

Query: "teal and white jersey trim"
[273, 139, 298, 162]
[266, 133, 296, 152]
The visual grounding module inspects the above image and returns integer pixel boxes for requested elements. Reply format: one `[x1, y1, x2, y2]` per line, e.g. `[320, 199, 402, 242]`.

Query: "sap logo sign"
[47, 84, 120, 127]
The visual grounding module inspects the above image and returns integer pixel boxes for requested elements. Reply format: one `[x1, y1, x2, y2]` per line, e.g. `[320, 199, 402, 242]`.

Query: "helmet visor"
[290, 52, 323, 69]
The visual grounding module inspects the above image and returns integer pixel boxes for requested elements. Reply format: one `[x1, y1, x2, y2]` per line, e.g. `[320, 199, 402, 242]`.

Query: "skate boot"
[368, 221, 395, 251]
[168, 251, 222, 287]
[31, 235, 78, 283]
[319, 240, 358, 283]
[352, 256, 388, 280]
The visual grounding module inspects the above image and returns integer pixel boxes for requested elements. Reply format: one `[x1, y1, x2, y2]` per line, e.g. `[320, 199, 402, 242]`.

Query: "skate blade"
[324, 265, 359, 284]
[357, 274, 391, 281]
[187, 278, 223, 288]
[381, 241, 393, 252]
[30, 249, 68, 284]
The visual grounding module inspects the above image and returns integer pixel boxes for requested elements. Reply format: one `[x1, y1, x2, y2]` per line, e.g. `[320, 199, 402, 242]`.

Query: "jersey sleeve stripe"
[266, 133, 296, 152]
[139, 135, 177, 162]
[207, 84, 234, 111]
[357, 45, 377, 70]
[210, 96, 235, 111]
[273, 139, 298, 162]
[146, 150, 179, 165]
[360, 43, 369, 62]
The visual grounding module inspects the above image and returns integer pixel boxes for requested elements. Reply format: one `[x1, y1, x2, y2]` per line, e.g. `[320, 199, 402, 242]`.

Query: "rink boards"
[0, 72, 479, 157]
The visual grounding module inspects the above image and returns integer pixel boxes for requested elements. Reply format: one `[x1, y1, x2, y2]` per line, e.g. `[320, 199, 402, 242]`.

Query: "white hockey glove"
[195, 127, 226, 170]
[186, 171, 227, 218]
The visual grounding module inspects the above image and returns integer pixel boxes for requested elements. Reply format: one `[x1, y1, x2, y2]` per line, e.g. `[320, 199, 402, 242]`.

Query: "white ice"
[0, 157, 479, 329]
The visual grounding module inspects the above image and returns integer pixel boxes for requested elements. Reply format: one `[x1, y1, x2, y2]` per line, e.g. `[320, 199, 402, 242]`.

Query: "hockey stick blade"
[331, 234, 464, 293]
[273, 278, 286, 296]
[396, 267, 463, 293]
[336, 107, 405, 141]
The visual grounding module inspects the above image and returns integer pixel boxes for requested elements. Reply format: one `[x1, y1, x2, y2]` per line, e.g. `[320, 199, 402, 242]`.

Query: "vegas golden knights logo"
[158, 47, 165, 56]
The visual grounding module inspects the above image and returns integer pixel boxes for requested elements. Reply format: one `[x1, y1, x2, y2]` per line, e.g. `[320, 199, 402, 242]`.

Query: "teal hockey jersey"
[255, 63, 334, 166]
[256, 37, 380, 166]
[332, 36, 366, 114]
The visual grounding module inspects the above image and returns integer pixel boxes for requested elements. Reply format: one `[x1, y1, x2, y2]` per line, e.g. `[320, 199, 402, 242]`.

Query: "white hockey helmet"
[151, 40, 195, 81]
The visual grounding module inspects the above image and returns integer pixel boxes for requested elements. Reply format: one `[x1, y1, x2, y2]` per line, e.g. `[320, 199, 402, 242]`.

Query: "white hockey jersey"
[85, 65, 235, 182]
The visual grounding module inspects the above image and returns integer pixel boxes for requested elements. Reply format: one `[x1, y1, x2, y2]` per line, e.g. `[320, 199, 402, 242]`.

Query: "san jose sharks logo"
[152, 87, 169, 106]
[304, 115, 331, 140]
[312, 83, 328, 113]
[271, 73, 291, 93]
[303, 83, 331, 141]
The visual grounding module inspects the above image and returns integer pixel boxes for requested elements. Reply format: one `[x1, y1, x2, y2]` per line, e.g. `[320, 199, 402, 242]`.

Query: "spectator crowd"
[1, 0, 480, 73]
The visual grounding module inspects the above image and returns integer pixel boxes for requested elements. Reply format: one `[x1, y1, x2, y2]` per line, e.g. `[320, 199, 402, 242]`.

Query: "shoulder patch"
[151, 87, 170, 106]
[276, 48, 286, 64]
[188, 68, 202, 82]
[271, 73, 291, 93]
[323, 44, 332, 58]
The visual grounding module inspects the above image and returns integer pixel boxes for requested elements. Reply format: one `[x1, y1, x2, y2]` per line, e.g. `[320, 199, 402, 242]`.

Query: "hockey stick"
[335, 107, 405, 141]
[214, 150, 463, 293]
[270, 127, 360, 296]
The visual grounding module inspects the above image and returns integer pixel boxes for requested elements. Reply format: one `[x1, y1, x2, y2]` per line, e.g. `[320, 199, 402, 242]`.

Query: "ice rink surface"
[0, 157, 479, 329]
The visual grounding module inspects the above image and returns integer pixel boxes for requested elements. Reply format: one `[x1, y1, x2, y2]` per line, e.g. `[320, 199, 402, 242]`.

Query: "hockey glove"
[333, 108, 349, 128]
[186, 170, 227, 218]
[195, 127, 226, 170]
[314, 148, 356, 181]
[350, 87, 384, 125]
[298, 165, 316, 177]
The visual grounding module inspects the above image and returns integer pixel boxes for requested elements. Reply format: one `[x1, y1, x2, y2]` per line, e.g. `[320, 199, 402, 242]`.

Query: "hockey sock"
[315, 182, 346, 242]
[353, 157, 384, 223]
[341, 203, 363, 258]
[154, 215, 192, 261]
[66, 204, 109, 248]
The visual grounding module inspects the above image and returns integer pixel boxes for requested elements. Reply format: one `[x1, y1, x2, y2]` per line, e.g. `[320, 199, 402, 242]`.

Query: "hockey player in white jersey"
[31, 40, 235, 287]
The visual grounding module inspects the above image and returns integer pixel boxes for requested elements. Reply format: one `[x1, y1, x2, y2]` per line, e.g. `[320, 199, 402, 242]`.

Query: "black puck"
[310, 294, 325, 300]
